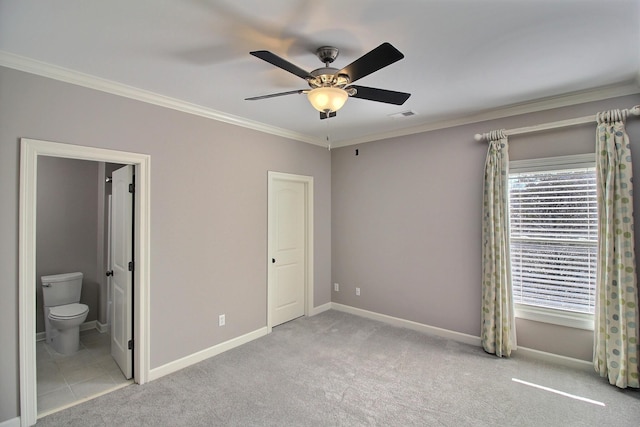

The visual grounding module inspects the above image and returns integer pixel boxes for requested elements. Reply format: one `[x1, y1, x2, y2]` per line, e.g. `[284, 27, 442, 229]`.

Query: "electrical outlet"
[356, 287, 360, 296]
[219, 314, 226, 326]
[334, 283, 339, 292]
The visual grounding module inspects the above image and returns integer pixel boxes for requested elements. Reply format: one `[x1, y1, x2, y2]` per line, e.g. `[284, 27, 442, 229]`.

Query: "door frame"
[267, 171, 314, 333]
[19, 138, 151, 426]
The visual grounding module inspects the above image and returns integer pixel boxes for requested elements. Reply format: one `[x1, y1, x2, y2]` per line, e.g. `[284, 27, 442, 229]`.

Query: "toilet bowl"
[41, 272, 90, 355]
[47, 303, 89, 355]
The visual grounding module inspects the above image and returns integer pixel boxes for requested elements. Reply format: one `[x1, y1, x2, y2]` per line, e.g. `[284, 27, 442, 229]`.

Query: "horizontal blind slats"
[509, 166, 597, 314]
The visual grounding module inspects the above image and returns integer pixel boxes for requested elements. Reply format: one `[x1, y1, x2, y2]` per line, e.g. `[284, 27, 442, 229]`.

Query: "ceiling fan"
[245, 42, 411, 119]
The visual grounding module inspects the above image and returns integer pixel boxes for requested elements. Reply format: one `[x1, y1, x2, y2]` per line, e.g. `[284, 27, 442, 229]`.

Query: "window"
[508, 154, 597, 329]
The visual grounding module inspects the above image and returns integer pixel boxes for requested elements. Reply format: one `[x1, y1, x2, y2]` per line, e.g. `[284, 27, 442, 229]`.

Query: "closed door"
[110, 165, 133, 379]
[268, 173, 310, 327]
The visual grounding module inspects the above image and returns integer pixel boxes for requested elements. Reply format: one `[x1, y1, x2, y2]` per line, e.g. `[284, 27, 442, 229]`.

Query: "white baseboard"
[0, 417, 20, 427]
[143, 303, 593, 385]
[96, 321, 109, 333]
[80, 320, 96, 332]
[513, 346, 593, 372]
[330, 303, 592, 371]
[331, 303, 481, 346]
[309, 302, 332, 316]
[148, 327, 269, 381]
[149, 304, 328, 382]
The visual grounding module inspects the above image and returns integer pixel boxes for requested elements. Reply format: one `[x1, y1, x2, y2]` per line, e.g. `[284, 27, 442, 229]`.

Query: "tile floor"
[36, 329, 132, 415]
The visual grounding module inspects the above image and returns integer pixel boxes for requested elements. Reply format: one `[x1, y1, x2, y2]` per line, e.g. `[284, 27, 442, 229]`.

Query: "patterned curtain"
[593, 109, 639, 388]
[481, 130, 516, 357]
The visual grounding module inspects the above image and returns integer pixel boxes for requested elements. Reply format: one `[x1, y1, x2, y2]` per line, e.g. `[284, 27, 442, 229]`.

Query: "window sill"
[514, 304, 594, 331]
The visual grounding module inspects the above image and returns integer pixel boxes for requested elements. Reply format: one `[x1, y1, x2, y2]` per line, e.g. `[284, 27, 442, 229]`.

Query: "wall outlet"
[218, 314, 226, 326]
[334, 283, 339, 292]
[356, 287, 360, 296]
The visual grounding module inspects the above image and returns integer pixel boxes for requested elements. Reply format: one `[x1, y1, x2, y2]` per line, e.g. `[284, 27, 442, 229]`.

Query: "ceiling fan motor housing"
[308, 68, 350, 89]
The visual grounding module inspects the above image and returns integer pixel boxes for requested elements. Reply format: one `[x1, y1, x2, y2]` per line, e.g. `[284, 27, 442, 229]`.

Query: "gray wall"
[1, 62, 638, 423]
[36, 157, 100, 333]
[0, 66, 332, 422]
[331, 93, 640, 361]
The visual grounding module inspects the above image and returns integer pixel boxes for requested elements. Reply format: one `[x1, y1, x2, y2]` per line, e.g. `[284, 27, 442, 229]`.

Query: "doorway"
[34, 157, 132, 415]
[19, 138, 150, 426]
[267, 171, 314, 332]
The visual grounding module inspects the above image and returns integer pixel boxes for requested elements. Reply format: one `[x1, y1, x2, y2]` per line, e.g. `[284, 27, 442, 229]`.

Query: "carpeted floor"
[37, 310, 640, 426]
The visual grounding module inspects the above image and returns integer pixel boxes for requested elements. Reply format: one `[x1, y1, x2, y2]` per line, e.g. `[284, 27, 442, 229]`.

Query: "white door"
[110, 165, 134, 379]
[268, 173, 311, 327]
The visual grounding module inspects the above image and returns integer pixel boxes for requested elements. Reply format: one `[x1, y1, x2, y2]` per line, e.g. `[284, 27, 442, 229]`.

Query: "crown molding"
[0, 50, 325, 147]
[2, 50, 638, 149]
[331, 81, 640, 148]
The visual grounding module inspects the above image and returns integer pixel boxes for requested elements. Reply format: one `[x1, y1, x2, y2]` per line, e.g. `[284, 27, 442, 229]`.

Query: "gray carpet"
[37, 310, 640, 426]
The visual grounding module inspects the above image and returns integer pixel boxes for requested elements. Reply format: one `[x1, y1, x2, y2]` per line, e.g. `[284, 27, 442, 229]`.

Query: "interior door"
[269, 175, 307, 327]
[110, 165, 133, 379]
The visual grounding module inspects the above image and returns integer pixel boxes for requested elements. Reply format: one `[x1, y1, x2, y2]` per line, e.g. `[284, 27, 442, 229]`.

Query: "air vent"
[389, 110, 417, 119]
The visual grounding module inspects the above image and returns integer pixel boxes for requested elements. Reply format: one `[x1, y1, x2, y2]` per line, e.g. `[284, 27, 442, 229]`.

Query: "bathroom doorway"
[35, 157, 132, 415]
[19, 138, 151, 426]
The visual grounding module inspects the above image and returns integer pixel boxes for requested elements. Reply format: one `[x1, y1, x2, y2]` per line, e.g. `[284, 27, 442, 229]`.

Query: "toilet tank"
[41, 272, 83, 307]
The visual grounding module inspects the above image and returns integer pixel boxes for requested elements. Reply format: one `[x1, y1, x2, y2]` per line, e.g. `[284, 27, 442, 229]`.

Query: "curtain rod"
[474, 105, 640, 141]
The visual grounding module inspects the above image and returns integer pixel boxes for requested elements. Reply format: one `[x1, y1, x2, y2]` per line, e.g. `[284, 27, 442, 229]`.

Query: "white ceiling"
[1, 0, 639, 147]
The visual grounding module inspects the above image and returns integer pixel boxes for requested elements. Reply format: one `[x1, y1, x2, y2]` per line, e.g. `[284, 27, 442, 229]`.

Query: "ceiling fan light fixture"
[307, 87, 349, 113]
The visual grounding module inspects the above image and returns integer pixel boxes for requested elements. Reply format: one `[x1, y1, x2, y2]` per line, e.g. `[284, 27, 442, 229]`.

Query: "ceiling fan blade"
[250, 50, 314, 80]
[338, 42, 404, 84]
[349, 85, 411, 105]
[245, 90, 305, 101]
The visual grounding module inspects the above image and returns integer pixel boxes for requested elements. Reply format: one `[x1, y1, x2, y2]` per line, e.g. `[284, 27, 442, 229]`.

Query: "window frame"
[509, 153, 596, 331]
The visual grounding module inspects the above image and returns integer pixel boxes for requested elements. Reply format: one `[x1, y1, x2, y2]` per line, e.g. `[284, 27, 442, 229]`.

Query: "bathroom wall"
[36, 156, 100, 333]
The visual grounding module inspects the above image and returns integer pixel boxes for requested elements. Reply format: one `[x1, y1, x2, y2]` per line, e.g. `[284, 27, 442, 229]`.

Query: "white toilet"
[42, 272, 89, 355]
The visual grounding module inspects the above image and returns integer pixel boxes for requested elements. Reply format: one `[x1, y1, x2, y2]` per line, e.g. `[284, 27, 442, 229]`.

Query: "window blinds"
[509, 168, 597, 314]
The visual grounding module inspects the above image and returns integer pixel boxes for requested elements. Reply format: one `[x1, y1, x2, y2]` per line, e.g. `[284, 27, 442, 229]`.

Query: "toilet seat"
[49, 303, 89, 319]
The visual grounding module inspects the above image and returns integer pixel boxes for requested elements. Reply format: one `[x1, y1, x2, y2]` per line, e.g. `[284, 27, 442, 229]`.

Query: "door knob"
[106, 270, 114, 277]
[272, 258, 276, 264]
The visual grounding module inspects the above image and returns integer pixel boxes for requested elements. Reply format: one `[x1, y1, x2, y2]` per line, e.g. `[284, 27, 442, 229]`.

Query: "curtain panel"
[593, 110, 640, 388]
[481, 132, 516, 357]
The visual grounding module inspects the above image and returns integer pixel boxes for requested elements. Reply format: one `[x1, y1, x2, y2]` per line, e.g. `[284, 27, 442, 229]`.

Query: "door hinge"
[129, 183, 134, 193]
[128, 339, 134, 350]
[128, 261, 134, 272]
